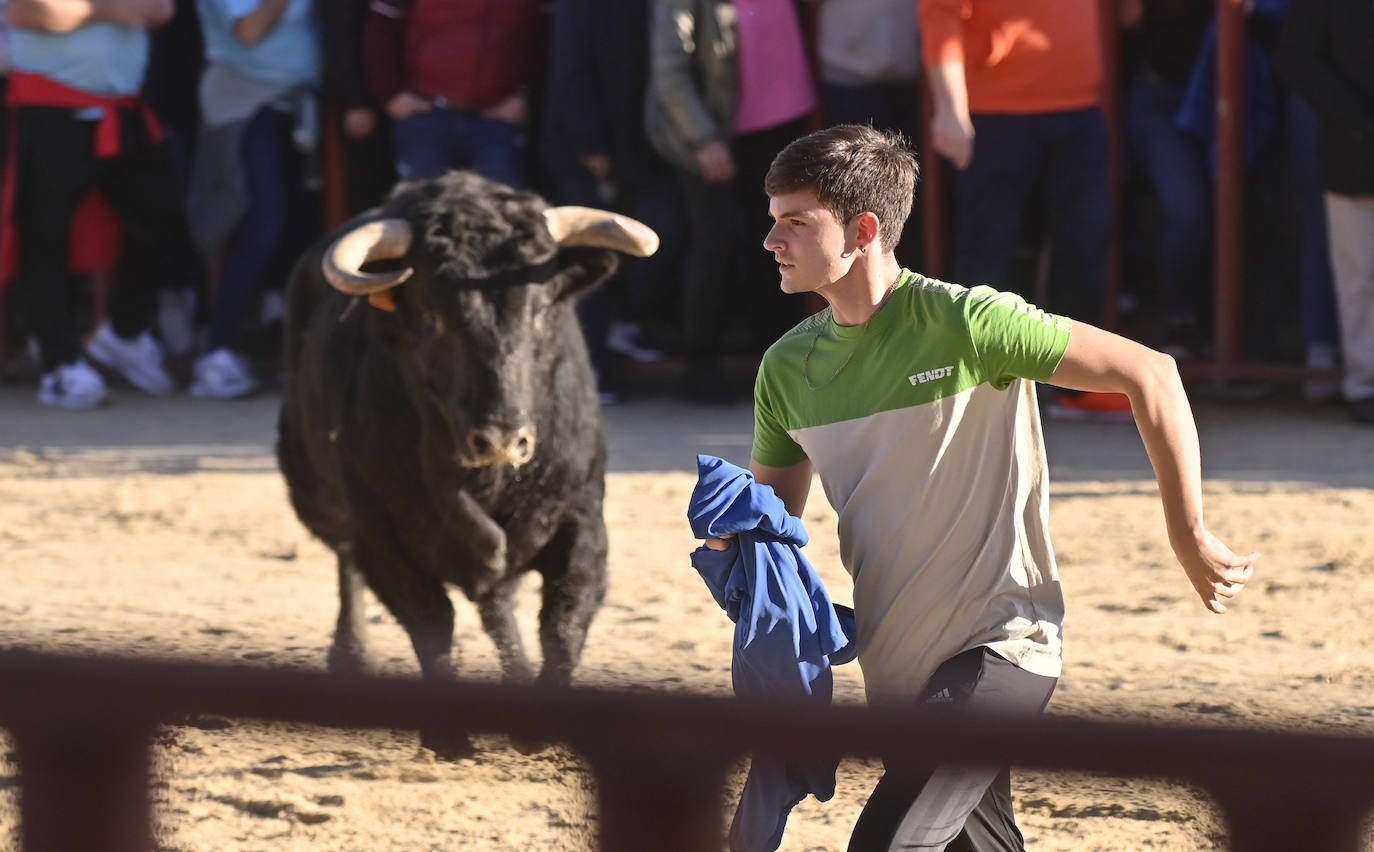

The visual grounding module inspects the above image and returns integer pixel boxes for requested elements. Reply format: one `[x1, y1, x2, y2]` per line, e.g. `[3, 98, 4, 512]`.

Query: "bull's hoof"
[421, 728, 477, 762]
[326, 640, 370, 675]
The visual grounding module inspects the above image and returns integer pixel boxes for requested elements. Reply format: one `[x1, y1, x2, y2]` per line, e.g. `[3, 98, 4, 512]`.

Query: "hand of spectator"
[343, 107, 377, 140]
[695, 140, 736, 183]
[386, 91, 433, 120]
[1118, 0, 1143, 28]
[482, 92, 530, 126]
[1174, 528, 1260, 614]
[142, 0, 173, 26]
[931, 109, 975, 170]
[104, 0, 173, 28]
[580, 154, 613, 180]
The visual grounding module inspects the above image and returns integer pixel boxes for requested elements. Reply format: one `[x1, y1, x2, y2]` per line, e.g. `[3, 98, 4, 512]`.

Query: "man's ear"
[854, 211, 882, 253]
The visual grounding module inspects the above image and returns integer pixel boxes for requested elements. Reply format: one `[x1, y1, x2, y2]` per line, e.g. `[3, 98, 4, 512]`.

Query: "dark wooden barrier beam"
[1, 651, 1372, 852]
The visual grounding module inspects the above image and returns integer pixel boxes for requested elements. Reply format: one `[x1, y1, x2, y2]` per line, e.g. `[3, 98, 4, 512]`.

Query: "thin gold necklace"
[801, 273, 901, 391]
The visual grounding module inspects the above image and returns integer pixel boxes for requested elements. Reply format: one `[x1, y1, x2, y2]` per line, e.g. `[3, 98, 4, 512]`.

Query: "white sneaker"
[37, 358, 109, 409]
[85, 321, 174, 396]
[189, 348, 258, 399]
[605, 321, 663, 362]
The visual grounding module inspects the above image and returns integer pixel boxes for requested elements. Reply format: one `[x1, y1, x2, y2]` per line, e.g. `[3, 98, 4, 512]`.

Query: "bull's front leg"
[445, 489, 507, 575]
[532, 513, 609, 689]
[327, 545, 371, 674]
[353, 536, 474, 761]
[474, 576, 536, 684]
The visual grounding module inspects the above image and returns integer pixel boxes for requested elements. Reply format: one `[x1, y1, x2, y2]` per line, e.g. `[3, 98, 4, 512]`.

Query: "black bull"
[276, 172, 658, 758]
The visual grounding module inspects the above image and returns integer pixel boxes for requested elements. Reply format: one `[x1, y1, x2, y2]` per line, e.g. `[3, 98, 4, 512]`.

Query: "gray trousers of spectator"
[848, 647, 1057, 851]
[1325, 193, 1374, 402]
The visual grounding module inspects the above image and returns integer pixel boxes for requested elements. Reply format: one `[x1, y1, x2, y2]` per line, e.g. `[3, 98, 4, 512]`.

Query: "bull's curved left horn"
[543, 206, 660, 257]
[322, 218, 415, 294]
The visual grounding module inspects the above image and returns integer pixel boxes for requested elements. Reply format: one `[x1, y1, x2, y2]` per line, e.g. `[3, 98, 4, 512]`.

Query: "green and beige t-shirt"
[752, 271, 1073, 707]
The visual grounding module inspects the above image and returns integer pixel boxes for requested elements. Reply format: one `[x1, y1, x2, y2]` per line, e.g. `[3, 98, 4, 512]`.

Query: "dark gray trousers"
[848, 647, 1057, 851]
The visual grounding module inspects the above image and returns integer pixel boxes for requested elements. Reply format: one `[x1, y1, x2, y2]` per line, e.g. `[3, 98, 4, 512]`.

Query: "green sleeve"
[750, 358, 808, 467]
[961, 286, 1072, 390]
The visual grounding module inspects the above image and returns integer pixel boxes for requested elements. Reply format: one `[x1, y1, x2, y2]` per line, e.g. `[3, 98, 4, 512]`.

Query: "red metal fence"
[3, 650, 1371, 852]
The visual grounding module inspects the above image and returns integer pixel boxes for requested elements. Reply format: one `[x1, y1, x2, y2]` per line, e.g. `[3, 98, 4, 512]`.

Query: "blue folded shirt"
[688, 454, 857, 852]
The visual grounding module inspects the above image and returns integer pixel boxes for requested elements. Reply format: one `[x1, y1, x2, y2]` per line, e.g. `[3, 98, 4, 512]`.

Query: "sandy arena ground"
[1, 382, 1372, 851]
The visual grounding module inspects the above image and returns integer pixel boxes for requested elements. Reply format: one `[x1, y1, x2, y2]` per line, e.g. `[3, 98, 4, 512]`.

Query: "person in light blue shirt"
[9, 20, 148, 95]
[196, 0, 317, 89]
[186, 0, 321, 399]
[6, 0, 194, 409]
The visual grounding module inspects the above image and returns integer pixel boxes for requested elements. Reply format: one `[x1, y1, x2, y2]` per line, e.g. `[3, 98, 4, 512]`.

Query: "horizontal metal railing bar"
[3, 649, 1372, 851]
[2, 650, 1372, 786]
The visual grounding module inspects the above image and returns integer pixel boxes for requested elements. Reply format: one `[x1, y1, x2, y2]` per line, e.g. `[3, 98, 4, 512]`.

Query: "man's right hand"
[386, 91, 433, 120]
[931, 109, 975, 170]
[704, 534, 736, 552]
[695, 140, 736, 183]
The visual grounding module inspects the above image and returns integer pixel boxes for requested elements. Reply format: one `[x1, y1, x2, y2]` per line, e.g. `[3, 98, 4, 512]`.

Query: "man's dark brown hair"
[764, 124, 919, 252]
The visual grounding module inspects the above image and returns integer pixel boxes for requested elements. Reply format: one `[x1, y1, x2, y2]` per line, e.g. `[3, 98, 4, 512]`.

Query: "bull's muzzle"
[460, 425, 536, 468]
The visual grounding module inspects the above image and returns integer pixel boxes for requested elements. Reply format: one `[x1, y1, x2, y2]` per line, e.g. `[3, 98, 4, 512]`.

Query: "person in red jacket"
[364, 0, 541, 187]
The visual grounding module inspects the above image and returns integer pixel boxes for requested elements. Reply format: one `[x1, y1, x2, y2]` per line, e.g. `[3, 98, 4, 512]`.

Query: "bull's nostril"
[468, 432, 493, 456]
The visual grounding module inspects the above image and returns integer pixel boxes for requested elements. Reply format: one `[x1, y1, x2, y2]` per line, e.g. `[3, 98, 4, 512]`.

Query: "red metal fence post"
[14, 717, 155, 852]
[586, 740, 731, 852]
[1214, 0, 1247, 368]
[1100, 0, 1124, 331]
[920, 80, 945, 280]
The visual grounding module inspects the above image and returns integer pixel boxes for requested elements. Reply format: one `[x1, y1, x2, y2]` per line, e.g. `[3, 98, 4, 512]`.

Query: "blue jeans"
[1125, 71, 1212, 325]
[1285, 90, 1338, 349]
[392, 108, 527, 187]
[951, 107, 1112, 324]
[210, 106, 317, 352]
[820, 81, 920, 140]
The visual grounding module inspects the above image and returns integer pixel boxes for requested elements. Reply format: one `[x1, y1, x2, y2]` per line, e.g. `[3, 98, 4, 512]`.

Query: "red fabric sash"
[0, 72, 150, 287]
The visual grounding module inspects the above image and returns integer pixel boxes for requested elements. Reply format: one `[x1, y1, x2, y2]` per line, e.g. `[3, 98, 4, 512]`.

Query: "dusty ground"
[1, 382, 1372, 851]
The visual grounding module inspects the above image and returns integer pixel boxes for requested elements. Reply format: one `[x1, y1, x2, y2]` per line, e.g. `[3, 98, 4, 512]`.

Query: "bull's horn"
[543, 206, 659, 257]
[322, 218, 415, 294]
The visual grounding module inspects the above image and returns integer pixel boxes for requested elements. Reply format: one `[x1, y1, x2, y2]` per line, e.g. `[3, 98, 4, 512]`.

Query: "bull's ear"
[367, 291, 397, 312]
[553, 249, 620, 303]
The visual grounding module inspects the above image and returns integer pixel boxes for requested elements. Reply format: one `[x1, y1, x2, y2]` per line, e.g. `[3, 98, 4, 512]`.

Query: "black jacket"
[1278, 0, 1374, 195]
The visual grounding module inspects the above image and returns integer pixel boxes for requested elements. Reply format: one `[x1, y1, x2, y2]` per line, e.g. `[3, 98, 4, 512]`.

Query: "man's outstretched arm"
[1048, 321, 1260, 613]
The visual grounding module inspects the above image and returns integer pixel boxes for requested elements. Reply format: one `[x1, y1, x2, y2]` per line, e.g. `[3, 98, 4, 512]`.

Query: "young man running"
[707, 124, 1258, 850]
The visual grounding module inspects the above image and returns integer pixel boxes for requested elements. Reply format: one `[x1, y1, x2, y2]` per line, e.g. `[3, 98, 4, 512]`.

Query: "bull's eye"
[423, 311, 446, 336]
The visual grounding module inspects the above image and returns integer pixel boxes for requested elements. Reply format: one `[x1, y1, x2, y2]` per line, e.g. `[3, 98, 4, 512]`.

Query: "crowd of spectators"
[0, 0, 1368, 423]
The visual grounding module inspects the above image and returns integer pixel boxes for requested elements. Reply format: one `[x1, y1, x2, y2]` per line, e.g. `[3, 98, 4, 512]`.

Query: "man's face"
[763, 189, 856, 295]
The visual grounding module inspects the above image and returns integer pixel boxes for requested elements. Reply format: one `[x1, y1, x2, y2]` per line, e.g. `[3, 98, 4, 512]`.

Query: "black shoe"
[1347, 397, 1374, 426]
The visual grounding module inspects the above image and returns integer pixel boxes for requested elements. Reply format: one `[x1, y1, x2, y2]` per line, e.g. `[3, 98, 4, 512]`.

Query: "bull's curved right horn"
[543, 206, 660, 257]
[322, 218, 415, 294]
